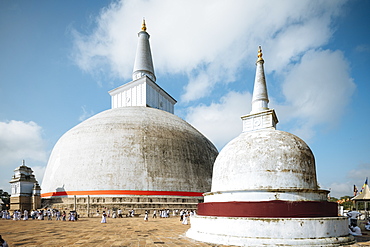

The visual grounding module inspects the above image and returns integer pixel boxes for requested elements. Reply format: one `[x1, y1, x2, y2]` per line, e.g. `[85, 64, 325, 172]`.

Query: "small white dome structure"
[186, 47, 355, 246]
[212, 129, 317, 192]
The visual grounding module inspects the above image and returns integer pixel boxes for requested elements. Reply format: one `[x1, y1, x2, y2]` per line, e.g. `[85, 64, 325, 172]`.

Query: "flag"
[360, 177, 368, 194]
[354, 185, 358, 196]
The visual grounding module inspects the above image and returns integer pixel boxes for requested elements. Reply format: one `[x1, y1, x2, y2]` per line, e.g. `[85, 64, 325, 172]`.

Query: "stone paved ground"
[0, 217, 369, 246]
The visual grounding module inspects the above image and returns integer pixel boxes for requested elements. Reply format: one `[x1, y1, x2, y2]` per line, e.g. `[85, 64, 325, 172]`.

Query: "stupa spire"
[251, 46, 269, 114]
[132, 19, 156, 82]
[241, 46, 278, 132]
[110, 20, 176, 112]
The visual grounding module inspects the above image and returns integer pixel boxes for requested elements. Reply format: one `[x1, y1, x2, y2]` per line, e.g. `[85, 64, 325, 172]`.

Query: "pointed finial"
[141, 18, 147, 32]
[257, 45, 264, 62]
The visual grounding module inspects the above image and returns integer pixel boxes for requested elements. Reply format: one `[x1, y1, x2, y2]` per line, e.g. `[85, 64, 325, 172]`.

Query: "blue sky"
[0, 0, 369, 198]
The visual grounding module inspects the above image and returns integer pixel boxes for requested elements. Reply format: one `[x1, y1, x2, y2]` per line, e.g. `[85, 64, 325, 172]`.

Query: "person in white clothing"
[349, 223, 362, 236]
[13, 210, 18, 220]
[101, 211, 107, 223]
[182, 211, 189, 225]
[23, 210, 28, 220]
[365, 218, 370, 231]
[144, 210, 148, 221]
[56, 211, 61, 220]
[38, 210, 43, 220]
[347, 208, 362, 225]
[70, 211, 76, 221]
[30, 210, 36, 220]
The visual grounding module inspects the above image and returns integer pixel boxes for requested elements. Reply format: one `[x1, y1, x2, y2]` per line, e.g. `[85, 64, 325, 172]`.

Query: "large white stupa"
[41, 21, 218, 214]
[186, 47, 355, 246]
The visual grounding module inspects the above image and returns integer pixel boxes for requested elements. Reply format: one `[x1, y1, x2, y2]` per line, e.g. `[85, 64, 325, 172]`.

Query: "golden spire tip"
[257, 45, 264, 62]
[141, 18, 147, 32]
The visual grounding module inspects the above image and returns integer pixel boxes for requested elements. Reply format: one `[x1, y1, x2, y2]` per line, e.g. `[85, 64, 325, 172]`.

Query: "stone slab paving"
[0, 217, 369, 246]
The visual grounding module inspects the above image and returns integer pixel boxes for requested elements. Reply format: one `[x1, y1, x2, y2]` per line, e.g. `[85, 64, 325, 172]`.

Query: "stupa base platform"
[186, 215, 355, 246]
[41, 195, 202, 217]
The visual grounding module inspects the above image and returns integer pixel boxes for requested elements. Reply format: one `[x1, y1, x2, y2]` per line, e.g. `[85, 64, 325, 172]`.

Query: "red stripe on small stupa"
[197, 200, 338, 218]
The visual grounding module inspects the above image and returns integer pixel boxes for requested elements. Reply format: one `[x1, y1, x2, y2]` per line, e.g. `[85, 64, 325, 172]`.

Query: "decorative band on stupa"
[41, 190, 203, 198]
[196, 200, 338, 218]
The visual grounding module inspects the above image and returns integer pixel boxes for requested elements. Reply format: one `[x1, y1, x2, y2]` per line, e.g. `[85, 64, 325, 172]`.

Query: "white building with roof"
[9, 160, 41, 211]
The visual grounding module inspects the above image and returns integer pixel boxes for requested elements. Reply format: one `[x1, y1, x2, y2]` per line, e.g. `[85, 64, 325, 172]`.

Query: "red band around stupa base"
[41, 190, 204, 198]
[197, 200, 338, 218]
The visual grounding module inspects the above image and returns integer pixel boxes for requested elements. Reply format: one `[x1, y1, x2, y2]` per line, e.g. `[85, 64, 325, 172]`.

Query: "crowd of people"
[107, 208, 194, 224]
[347, 208, 370, 236]
[0, 209, 78, 221]
[0, 208, 196, 246]
[95, 208, 195, 224]
[3, 207, 370, 230]
[3, 207, 370, 242]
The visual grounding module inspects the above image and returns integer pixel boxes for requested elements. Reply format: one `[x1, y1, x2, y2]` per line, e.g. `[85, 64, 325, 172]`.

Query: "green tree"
[329, 195, 354, 210]
[0, 190, 10, 210]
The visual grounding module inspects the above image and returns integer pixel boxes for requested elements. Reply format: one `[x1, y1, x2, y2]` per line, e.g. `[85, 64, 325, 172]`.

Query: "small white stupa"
[186, 47, 355, 246]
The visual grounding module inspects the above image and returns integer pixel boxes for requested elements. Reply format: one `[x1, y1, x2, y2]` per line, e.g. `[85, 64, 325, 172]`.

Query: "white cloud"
[185, 91, 251, 149]
[0, 120, 47, 162]
[71, 0, 347, 102]
[277, 49, 355, 140]
[323, 163, 370, 198]
[325, 182, 352, 198]
[355, 44, 370, 53]
[70, 0, 355, 156]
[347, 164, 370, 182]
[181, 72, 213, 103]
[71, 0, 137, 80]
[0, 120, 48, 191]
[78, 105, 95, 121]
[184, 49, 355, 148]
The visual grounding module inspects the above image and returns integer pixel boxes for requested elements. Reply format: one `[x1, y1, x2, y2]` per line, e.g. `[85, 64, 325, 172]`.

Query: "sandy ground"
[0, 216, 369, 246]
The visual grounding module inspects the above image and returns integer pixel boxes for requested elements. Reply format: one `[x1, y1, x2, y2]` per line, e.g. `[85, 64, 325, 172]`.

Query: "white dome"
[42, 107, 218, 196]
[211, 128, 318, 192]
